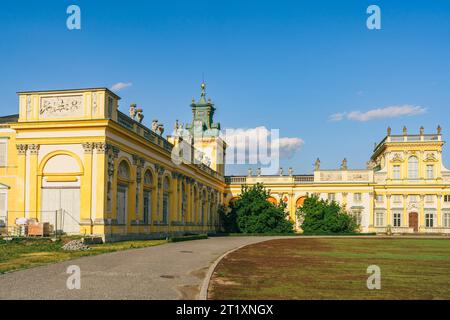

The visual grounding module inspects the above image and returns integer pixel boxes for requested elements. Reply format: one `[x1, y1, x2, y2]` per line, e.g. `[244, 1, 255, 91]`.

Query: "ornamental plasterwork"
[94, 142, 107, 154]
[16, 144, 28, 155]
[82, 142, 94, 153]
[26, 96, 32, 118]
[348, 173, 369, 181]
[424, 152, 438, 162]
[91, 93, 98, 116]
[39, 95, 83, 118]
[28, 144, 40, 155]
[390, 153, 404, 163]
[320, 172, 343, 181]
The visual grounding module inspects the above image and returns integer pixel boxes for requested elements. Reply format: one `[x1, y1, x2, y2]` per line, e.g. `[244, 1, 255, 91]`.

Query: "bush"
[222, 183, 294, 234]
[297, 195, 358, 234]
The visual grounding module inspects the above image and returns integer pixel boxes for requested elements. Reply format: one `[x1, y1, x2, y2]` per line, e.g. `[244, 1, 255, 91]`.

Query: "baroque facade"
[0, 84, 449, 240]
[225, 126, 450, 234]
[0, 86, 226, 241]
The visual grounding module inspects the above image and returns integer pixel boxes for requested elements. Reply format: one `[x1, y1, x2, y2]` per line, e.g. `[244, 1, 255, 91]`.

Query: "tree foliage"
[220, 183, 294, 234]
[297, 195, 358, 234]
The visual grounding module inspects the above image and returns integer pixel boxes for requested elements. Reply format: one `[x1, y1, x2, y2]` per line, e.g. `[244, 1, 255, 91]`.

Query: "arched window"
[162, 176, 170, 224]
[117, 161, 131, 225]
[144, 170, 153, 185]
[118, 161, 130, 180]
[408, 156, 419, 179]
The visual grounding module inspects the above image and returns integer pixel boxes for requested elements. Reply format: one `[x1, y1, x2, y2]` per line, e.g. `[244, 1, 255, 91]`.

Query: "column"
[128, 159, 137, 230]
[386, 194, 391, 227]
[28, 144, 39, 220]
[437, 194, 442, 227]
[80, 143, 94, 232]
[368, 192, 374, 230]
[420, 194, 425, 230]
[111, 146, 120, 223]
[403, 195, 408, 228]
[94, 143, 108, 234]
[16, 145, 27, 217]
[342, 192, 348, 209]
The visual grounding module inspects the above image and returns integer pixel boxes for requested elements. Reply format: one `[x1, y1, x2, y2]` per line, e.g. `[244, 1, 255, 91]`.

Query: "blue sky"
[1, 0, 450, 175]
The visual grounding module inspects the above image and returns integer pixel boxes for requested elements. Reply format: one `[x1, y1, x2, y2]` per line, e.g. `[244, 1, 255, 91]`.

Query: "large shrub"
[297, 195, 358, 234]
[222, 183, 294, 234]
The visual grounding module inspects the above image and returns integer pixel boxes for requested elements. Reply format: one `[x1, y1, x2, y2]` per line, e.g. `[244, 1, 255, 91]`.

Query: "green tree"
[297, 195, 358, 234]
[225, 183, 294, 234]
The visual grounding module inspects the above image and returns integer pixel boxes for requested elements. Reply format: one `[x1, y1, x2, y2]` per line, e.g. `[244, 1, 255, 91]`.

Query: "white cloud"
[278, 137, 304, 158]
[330, 105, 427, 122]
[222, 126, 304, 163]
[110, 82, 132, 92]
[329, 112, 346, 122]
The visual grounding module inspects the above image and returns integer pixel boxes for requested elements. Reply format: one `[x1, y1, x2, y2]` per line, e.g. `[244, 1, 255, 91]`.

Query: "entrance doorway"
[409, 212, 419, 232]
[41, 188, 80, 234]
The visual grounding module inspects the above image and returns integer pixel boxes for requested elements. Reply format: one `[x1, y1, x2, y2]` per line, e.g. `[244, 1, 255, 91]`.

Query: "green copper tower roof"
[186, 83, 221, 137]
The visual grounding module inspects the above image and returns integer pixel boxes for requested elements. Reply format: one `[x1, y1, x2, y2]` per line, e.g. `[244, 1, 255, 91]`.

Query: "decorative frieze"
[40, 95, 83, 118]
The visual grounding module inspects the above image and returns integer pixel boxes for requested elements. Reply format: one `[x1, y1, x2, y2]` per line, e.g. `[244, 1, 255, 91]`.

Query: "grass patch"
[212, 232, 376, 237]
[208, 237, 450, 300]
[0, 237, 166, 274]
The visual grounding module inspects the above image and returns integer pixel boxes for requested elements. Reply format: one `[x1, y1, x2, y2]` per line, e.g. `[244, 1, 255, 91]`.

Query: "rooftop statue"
[314, 158, 321, 171]
[136, 108, 144, 123]
[341, 158, 348, 170]
[129, 104, 137, 120]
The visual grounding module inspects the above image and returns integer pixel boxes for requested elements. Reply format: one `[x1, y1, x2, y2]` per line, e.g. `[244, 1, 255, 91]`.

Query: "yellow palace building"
[0, 85, 226, 241]
[225, 126, 450, 234]
[0, 84, 450, 240]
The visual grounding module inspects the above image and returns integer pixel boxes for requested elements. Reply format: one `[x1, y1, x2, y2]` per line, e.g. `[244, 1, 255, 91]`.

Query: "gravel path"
[0, 236, 283, 300]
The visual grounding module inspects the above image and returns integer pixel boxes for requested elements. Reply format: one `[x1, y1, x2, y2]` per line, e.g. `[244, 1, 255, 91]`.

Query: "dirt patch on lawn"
[208, 238, 450, 300]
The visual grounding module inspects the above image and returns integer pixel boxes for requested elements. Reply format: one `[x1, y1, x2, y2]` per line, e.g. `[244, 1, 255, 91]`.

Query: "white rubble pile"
[62, 240, 91, 251]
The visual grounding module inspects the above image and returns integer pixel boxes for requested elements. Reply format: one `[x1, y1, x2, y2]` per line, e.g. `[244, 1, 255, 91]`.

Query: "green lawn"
[0, 237, 166, 274]
[208, 238, 450, 300]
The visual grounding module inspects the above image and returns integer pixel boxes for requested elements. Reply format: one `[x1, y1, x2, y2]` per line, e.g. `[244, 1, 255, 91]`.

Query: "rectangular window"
[393, 212, 401, 227]
[143, 190, 151, 224]
[352, 209, 362, 225]
[409, 195, 418, 203]
[0, 142, 7, 167]
[376, 212, 384, 227]
[425, 213, 435, 228]
[328, 193, 335, 202]
[354, 193, 362, 202]
[427, 165, 434, 179]
[376, 195, 383, 203]
[393, 165, 401, 179]
[393, 195, 401, 203]
[444, 213, 450, 228]
[408, 157, 419, 179]
[426, 195, 434, 203]
[444, 195, 450, 203]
